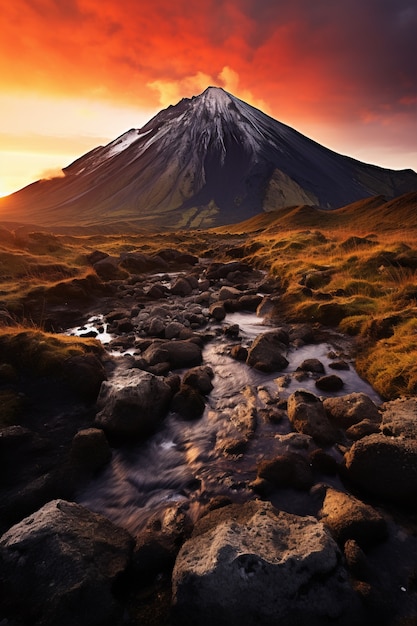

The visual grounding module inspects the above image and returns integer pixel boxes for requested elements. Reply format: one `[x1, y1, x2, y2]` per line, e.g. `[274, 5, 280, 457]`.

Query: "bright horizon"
[1, 0, 416, 198]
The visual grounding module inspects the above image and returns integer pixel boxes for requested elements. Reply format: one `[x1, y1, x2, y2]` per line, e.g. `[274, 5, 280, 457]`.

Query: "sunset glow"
[1, 0, 416, 196]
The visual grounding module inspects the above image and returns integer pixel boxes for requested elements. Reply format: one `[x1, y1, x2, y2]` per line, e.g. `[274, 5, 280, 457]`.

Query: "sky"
[0, 0, 416, 197]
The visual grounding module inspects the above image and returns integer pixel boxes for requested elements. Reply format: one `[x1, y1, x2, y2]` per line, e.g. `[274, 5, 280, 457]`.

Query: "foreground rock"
[319, 487, 388, 547]
[0, 499, 133, 626]
[323, 393, 381, 428]
[287, 389, 339, 444]
[344, 433, 417, 507]
[95, 369, 172, 439]
[172, 501, 363, 626]
[246, 329, 289, 372]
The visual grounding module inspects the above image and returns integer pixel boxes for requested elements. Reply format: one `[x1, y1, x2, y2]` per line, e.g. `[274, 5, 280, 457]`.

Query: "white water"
[76, 311, 381, 535]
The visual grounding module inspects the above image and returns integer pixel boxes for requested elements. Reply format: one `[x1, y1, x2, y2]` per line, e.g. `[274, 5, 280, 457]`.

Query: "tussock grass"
[0, 195, 416, 400]
[0, 327, 104, 376]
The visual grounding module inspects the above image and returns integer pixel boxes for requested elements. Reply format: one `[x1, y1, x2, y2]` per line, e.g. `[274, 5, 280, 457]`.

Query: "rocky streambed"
[1, 252, 417, 626]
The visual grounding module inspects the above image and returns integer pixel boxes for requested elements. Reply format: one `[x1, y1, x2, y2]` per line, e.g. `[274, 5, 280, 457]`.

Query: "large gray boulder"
[95, 369, 172, 439]
[246, 329, 289, 372]
[343, 433, 417, 507]
[0, 499, 133, 626]
[172, 501, 363, 626]
[287, 389, 339, 444]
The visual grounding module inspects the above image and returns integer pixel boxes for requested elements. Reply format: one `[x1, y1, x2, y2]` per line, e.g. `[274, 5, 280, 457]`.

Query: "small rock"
[323, 393, 381, 428]
[315, 374, 344, 391]
[298, 358, 325, 374]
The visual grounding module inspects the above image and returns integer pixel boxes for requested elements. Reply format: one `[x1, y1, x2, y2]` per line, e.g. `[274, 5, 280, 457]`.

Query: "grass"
[0, 201, 416, 400]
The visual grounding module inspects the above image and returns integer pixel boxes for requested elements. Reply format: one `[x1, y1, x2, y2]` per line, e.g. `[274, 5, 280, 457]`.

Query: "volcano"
[1, 87, 416, 229]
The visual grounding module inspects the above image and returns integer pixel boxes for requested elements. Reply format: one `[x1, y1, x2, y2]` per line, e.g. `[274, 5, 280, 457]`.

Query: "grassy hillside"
[0, 193, 416, 399]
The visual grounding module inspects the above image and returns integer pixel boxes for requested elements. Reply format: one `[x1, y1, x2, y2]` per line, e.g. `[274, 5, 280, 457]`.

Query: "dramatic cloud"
[1, 0, 416, 194]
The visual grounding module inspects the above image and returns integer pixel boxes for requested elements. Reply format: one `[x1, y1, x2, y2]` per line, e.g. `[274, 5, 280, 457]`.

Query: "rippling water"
[76, 311, 381, 535]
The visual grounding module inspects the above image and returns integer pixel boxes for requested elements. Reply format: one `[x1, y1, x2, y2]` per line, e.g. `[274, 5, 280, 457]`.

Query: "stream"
[72, 309, 381, 535]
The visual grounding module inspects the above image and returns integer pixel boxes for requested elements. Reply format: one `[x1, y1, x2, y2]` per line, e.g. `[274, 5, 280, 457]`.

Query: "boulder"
[172, 501, 362, 626]
[323, 393, 381, 428]
[70, 428, 112, 473]
[344, 433, 417, 507]
[319, 487, 388, 547]
[95, 370, 172, 439]
[298, 358, 325, 374]
[182, 366, 214, 395]
[218, 286, 242, 301]
[0, 499, 133, 626]
[253, 452, 314, 493]
[246, 329, 289, 372]
[287, 389, 339, 444]
[315, 374, 344, 391]
[381, 397, 417, 439]
[208, 302, 226, 321]
[171, 385, 206, 420]
[345, 419, 381, 440]
[171, 276, 193, 296]
[162, 340, 203, 369]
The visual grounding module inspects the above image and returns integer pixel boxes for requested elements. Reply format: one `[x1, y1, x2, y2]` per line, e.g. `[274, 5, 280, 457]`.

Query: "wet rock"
[323, 393, 381, 428]
[95, 370, 172, 439]
[381, 397, 417, 439]
[230, 344, 248, 362]
[237, 294, 263, 311]
[148, 316, 166, 337]
[182, 366, 214, 395]
[165, 321, 186, 339]
[298, 358, 325, 374]
[246, 329, 289, 372]
[329, 360, 350, 371]
[253, 452, 314, 493]
[171, 276, 193, 297]
[344, 433, 417, 507]
[70, 428, 112, 473]
[172, 501, 363, 626]
[345, 419, 381, 440]
[161, 340, 203, 369]
[209, 302, 226, 321]
[0, 499, 133, 626]
[218, 285, 242, 301]
[171, 385, 205, 420]
[287, 389, 339, 445]
[315, 374, 344, 391]
[115, 317, 134, 333]
[319, 487, 388, 547]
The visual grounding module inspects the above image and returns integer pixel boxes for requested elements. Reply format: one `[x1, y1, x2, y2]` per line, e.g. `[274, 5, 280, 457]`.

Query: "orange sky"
[1, 0, 416, 196]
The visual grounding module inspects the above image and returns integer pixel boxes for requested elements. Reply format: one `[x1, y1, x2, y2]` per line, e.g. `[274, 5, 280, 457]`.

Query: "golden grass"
[0, 327, 104, 376]
[0, 196, 416, 400]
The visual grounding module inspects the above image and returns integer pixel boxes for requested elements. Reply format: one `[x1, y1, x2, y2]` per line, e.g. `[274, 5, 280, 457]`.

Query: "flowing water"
[74, 310, 381, 535]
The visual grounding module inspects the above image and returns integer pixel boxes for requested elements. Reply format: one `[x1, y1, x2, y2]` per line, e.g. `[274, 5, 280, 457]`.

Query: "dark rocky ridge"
[1, 87, 416, 229]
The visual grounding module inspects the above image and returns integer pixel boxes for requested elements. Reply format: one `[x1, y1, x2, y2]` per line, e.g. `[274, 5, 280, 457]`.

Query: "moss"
[356, 319, 417, 399]
[0, 328, 104, 378]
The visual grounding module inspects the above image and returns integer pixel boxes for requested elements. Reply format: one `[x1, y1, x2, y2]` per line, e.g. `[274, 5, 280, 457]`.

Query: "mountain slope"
[1, 87, 416, 229]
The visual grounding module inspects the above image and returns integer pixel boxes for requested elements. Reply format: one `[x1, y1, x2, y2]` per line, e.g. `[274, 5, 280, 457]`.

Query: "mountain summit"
[1, 87, 416, 229]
